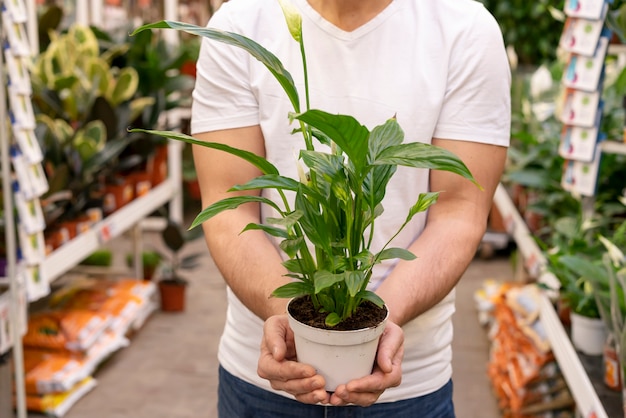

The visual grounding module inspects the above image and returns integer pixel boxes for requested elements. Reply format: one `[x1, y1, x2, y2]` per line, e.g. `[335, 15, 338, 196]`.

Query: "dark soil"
[289, 295, 387, 331]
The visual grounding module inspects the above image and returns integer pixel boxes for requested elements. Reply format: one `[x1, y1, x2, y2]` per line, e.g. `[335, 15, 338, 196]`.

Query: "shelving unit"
[493, 184, 609, 418]
[42, 147, 181, 284]
[494, 133, 626, 418]
[0, 3, 186, 417]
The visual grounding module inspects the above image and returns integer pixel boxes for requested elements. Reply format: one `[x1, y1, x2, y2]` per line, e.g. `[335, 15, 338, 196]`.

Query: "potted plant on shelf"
[125, 250, 162, 281]
[156, 220, 202, 312]
[130, 1, 479, 389]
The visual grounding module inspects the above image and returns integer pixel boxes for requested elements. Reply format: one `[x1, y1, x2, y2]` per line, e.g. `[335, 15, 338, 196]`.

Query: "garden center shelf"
[43, 176, 178, 283]
[493, 184, 609, 418]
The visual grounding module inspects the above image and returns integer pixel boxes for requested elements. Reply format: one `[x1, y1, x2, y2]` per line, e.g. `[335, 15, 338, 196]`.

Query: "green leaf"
[345, 271, 364, 297]
[132, 21, 300, 113]
[560, 255, 608, 284]
[363, 164, 396, 209]
[294, 110, 370, 172]
[406, 192, 440, 223]
[359, 290, 385, 308]
[129, 128, 278, 175]
[229, 174, 300, 192]
[295, 190, 331, 254]
[375, 142, 480, 187]
[267, 210, 303, 228]
[368, 117, 404, 157]
[300, 151, 344, 180]
[325, 312, 342, 327]
[82, 137, 129, 181]
[109, 67, 139, 106]
[279, 236, 304, 258]
[376, 248, 416, 262]
[314, 270, 345, 293]
[282, 259, 304, 274]
[361, 119, 404, 206]
[191, 196, 283, 228]
[272, 281, 313, 299]
[241, 223, 289, 239]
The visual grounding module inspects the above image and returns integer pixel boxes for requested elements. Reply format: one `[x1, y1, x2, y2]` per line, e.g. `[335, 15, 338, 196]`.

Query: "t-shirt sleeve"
[190, 5, 260, 134]
[433, 6, 511, 147]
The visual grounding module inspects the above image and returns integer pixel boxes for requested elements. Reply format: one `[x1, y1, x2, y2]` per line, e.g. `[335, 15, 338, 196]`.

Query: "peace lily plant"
[131, 0, 480, 328]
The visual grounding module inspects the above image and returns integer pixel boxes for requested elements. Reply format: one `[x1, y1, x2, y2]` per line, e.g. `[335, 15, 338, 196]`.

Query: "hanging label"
[8, 87, 35, 130]
[562, 36, 608, 92]
[559, 16, 606, 57]
[1, 11, 30, 57]
[12, 128, 43, 164]
[559, 124, 600, 162]
[3, 0, 28, 23]
[4, 46, 31, 94]
[564, 0, 607, 20]
[561, 145, 602, 196]
[559, 89, 601, 128]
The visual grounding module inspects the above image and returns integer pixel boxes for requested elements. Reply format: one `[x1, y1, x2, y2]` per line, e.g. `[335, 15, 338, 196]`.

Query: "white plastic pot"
[570, 312, 607, 356]
[286, 298, 389, 391]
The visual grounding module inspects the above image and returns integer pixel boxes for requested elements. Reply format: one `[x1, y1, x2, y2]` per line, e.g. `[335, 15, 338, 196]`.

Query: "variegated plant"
[131, 1, 480, 326]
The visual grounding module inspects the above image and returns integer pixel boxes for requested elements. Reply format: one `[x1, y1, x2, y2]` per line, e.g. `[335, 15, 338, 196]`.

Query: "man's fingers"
[261, 315, 291, 361]
[376, 322, 404, 373]
[257, 353, 316, 381]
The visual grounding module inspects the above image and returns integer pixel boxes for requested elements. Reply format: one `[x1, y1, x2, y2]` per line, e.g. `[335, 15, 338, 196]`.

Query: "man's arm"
[192, 126, 290, 320]
[376, 138, 507, 326]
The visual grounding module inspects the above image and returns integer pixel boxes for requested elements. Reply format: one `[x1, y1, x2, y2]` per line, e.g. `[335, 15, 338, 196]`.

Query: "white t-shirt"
[191, 0, 511, 402]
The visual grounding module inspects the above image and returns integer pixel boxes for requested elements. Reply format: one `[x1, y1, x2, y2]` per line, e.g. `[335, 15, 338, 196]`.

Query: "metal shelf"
[600, 140, 626, 156]
[42, 178, 178, 284]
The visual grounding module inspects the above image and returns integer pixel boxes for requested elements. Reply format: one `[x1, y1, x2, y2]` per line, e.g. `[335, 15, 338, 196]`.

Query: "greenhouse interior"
[1, 0, 626, 417]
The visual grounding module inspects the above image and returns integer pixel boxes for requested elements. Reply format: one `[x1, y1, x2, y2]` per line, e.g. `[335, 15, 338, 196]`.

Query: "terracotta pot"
[127, 171, 152, 199]
[158, 280, 187, 312]
[185, 179, 201, 200]
[148, 146, 168, 187]
[103, 179, 134, 215]
[286, 298, 389, 391]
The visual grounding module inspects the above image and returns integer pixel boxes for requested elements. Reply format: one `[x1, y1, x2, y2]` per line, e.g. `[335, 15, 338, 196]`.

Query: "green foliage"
[477, 0, 564, 65]
[80, 249, 113, 267]
[157, 221, 203, 285]
[131, 12, 478, 327]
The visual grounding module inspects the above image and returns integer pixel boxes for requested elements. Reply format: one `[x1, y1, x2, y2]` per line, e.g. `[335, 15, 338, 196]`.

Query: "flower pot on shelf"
[147, 145, 168, 187]
[571, 312, 607, 356]
[286, 296, 388, 391]
[158, 279, 187, 312]
[102, 177, 133, 215]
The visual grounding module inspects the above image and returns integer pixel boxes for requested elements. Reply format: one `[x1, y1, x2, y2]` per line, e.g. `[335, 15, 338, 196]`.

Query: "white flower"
[599, 235, 625, 267]
[530, 66, 553, 99]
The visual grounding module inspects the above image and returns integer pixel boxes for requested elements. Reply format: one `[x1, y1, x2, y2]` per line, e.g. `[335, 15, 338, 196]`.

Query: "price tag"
[564, 0, 607, 20]
[97, 222, 113, 244]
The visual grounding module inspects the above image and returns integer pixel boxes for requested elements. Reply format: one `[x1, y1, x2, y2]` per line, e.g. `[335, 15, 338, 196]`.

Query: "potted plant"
[156, 220, 202, 312]
[125, 250, 162, 281]
[130, 1, 479, 389]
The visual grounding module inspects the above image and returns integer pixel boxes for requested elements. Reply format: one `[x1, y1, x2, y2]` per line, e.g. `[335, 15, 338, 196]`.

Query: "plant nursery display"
[155, 220, 202, 312]
[131, 0, 480, 389]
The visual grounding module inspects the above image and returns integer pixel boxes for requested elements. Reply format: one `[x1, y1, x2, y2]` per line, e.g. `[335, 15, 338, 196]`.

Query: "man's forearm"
[203, 213, 291, 320]
[375, 216, 486, 326]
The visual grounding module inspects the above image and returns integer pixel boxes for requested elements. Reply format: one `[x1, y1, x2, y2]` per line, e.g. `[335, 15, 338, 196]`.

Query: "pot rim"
[286, 297, 389, 335]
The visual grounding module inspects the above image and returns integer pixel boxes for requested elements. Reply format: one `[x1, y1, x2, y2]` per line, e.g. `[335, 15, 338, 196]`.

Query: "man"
[190, 0, 510, 416]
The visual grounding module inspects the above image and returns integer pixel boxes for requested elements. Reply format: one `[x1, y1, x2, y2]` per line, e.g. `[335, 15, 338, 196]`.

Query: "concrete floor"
[27, 228, 513, 418]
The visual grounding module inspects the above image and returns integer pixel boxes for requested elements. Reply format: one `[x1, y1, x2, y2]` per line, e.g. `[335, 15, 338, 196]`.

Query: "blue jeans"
[218, 365, 456, 418]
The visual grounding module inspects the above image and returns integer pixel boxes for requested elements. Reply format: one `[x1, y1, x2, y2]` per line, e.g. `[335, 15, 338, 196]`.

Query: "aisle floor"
[29, 227, 514, 418]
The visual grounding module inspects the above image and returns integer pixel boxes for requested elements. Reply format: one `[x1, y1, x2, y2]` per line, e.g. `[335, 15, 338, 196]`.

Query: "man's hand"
[257, 314, 404, 406]
[258, 314, 330, 404]
[329, 321, 404, 406]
